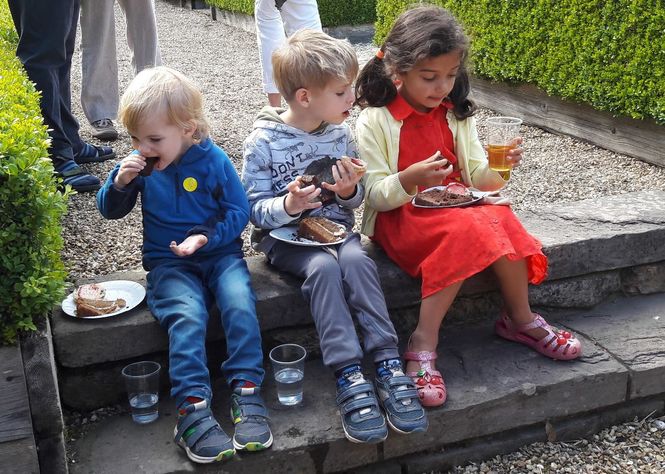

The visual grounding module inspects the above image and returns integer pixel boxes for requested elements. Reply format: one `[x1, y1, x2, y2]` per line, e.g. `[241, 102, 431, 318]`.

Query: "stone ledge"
[67, 293, 665, 473]
[51, 190, 665, 370]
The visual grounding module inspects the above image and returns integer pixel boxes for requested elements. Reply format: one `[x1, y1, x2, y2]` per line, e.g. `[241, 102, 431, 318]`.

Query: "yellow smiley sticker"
[183, 177, 198, 192]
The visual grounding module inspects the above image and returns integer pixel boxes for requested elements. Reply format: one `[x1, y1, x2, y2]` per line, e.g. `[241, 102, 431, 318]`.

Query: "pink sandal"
[404, 350, 447, 407]
[495, 311, 582, 360]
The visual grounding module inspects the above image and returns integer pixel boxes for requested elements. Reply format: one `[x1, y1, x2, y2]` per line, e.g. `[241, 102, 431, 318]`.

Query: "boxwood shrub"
[206, 0, 376, 27]
[375, 0, 664, 124]
[0, 3, 70, 345]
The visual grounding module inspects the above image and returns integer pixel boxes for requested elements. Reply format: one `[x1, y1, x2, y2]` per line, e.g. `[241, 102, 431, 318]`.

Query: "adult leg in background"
[254, 0, 321, 107]
[8, 0, 103, 191]
[118, 0, 162, 74]
[79, 0, 119, 126]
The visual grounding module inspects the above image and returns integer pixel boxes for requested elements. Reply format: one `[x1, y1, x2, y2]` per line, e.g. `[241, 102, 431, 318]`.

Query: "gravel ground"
[449, 415, 665, 474]
[63, 1, 665, 471]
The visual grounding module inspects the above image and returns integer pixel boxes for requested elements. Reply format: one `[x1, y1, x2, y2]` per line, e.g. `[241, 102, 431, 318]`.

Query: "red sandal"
[404, 349, 447, 407]
[495, 311, 582, 360]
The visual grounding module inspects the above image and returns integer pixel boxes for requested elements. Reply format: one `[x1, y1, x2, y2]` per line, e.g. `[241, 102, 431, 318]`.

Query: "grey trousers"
[268, 233, 399, 371]
[79, 0, 161, 124]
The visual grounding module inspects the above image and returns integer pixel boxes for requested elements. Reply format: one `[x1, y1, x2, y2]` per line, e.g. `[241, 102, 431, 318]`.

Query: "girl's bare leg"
[492, 256, 548, 339]
[405, 281, 463, 375]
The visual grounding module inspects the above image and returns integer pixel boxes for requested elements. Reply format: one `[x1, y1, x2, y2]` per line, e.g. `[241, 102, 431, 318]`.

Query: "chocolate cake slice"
[414, 188, 474, 207]
[298, 217, 347, 243]
[301, 156, 338, 203]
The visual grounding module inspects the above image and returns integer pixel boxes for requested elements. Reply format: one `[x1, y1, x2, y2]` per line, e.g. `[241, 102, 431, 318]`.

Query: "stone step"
[68, 292, 665, 473]
[51, 191, 665, 410]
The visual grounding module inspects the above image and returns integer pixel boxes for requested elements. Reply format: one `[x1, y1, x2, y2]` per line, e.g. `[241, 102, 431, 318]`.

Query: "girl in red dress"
[354, 5, 581, 407]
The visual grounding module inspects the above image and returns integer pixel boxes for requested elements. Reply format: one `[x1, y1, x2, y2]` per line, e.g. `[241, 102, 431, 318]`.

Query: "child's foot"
[404, 339, 447, 407]
[335, 365, 388, 443]
[230, 382, 273, 451]
[374, 359, 428, 434]
[174, 398, 235, 463]
[495, 311, 582, 360]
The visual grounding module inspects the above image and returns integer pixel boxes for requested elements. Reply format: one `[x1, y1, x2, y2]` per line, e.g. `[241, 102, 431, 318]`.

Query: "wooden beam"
[0, 345, 38, 473]
[0, 438, 39, 474]
[0, 345, 33, 443]
[470, 77, 665, 168]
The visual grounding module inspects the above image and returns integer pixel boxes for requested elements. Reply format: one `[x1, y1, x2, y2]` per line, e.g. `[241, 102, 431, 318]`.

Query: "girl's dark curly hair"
[355, 4, 475, 120]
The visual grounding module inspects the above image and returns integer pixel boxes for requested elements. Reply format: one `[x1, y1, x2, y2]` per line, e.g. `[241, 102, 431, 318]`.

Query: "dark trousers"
[8, 0, 83, 165]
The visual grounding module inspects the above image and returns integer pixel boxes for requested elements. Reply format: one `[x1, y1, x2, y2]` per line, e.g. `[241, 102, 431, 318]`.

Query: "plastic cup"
[486, 116, 522, 173]
[121, 361, 161, 424]
[269, 344, 306, 406]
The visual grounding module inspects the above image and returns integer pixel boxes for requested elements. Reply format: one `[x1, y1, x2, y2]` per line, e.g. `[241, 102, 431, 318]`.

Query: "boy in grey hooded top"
[241, 30, 427, 444]
[242, 106, 361, 254]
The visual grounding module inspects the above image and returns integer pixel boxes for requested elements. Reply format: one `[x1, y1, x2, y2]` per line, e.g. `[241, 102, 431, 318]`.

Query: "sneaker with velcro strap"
[335, 366, 388, 443]
[375, 359, 429, 434]
[174, 398, 235, 464]
[230, 385, 273, 451]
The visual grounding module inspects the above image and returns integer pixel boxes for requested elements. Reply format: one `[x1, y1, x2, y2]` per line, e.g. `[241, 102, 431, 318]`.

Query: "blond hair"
[119, 66, 210, 138]
[272, 29, 359, 101]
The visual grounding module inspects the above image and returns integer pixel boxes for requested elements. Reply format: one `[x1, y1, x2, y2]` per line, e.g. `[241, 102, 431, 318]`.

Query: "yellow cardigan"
[356, 106, 507, 236]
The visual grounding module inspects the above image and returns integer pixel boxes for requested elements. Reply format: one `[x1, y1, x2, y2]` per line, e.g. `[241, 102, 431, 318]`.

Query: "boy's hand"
[114, 153, 149, 189]
[170, 234, 208, 257]
[284, 178, 323, 216]
[399, 150, 453, 193]
[321, 158, 362, 200]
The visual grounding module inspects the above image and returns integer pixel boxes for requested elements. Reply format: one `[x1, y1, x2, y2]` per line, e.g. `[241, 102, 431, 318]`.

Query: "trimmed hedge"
[375, 1, 665, 124]
[0, 3, 70, 345]
[206, 0, 376, 27]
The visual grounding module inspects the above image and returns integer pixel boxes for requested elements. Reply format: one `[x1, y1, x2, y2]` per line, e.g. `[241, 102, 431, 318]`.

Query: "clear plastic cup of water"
[121, 361, 161, 424]
[269, 344, 306, 406]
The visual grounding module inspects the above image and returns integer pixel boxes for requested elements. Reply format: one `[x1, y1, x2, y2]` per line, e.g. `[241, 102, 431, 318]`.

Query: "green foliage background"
[206, 0, 376, 27]
[0, 3, 70, 345]
[375, 0, 665, 124]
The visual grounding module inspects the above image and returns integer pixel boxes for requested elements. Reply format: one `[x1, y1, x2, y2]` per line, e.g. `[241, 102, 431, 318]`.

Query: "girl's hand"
[399, 150, 453, 192]
[284, 177, 323, 216]
[321, 158, 361, 200]
[485, 138, 524, 168]
[114, 153, 147, 189]
[170, 234, 208, 257]
[506, 137, 524, 168]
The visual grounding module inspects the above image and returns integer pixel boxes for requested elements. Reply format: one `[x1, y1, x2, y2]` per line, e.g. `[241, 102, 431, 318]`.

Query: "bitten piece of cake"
[297, 217, 347, 243]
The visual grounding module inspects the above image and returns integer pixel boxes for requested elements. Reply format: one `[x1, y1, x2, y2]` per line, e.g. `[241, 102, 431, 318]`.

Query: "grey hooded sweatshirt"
[241, 106, 363, 254]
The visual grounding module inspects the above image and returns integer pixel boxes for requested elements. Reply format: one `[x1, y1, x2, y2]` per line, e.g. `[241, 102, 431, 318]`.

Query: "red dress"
[372, 95, 547, 299]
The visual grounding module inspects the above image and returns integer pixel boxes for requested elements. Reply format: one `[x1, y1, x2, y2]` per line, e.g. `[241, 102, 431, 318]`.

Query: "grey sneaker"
[230, 386, 273, 451]
[91, 118, 118, 141]
[335, 367, 388, 444]
[375, 359, 428, 434]
[174, 398, 235, 463]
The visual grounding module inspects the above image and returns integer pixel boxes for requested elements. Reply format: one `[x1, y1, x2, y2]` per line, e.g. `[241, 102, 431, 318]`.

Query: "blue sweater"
[97, 138, 249, 268]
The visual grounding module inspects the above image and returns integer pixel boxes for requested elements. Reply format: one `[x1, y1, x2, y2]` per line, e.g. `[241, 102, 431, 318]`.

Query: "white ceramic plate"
[412, 186, 485, 209]
[61, 280, 146, 319]
[270, 225, 347, 247]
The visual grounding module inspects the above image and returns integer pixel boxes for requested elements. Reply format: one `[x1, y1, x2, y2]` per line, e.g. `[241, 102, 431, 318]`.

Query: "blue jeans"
[147, 253, 264, 407]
